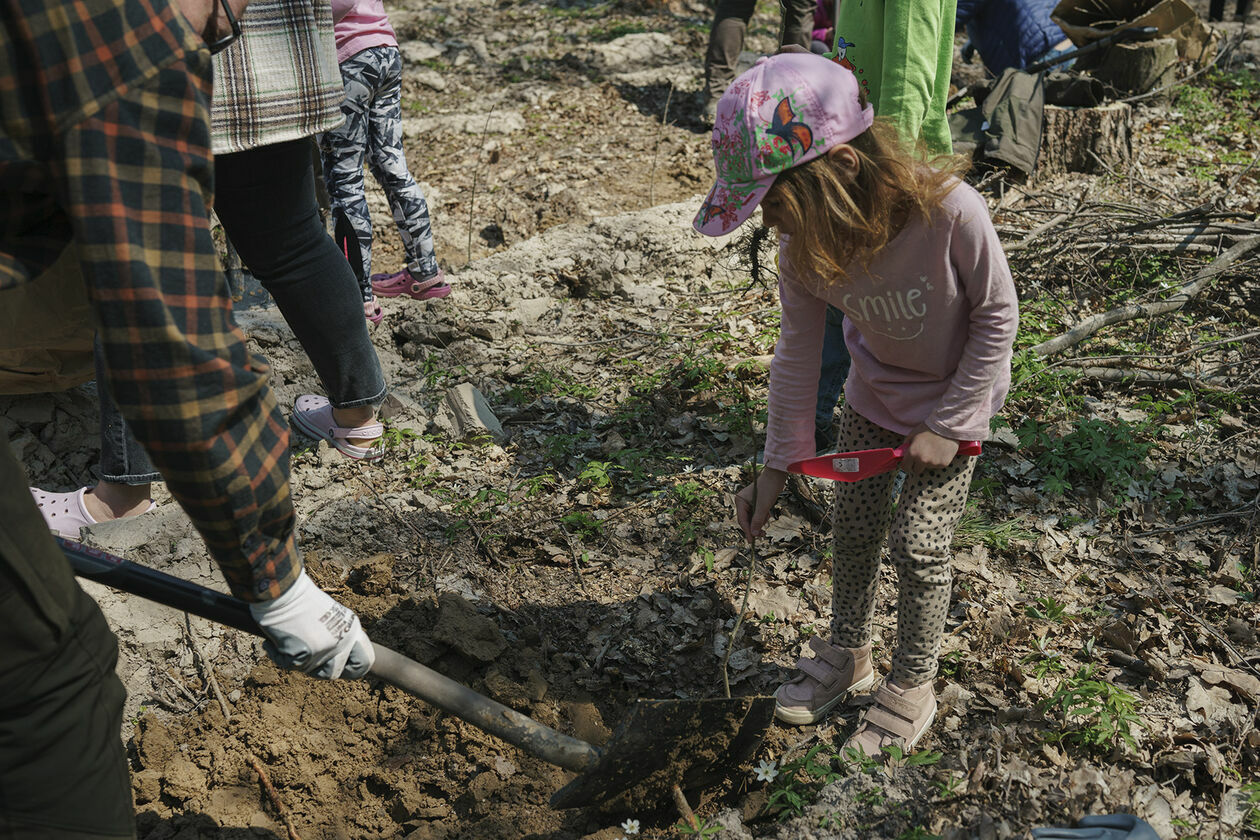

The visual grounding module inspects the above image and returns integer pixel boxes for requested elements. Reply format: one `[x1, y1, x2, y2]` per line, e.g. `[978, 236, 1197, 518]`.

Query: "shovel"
[788, 440, 983, 482]
[59, 538, 774, 811]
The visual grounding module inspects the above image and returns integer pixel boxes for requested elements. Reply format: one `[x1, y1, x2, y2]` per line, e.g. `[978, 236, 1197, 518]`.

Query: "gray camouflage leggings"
[320, 45, 439, 288]
[828, 406, 976, 687]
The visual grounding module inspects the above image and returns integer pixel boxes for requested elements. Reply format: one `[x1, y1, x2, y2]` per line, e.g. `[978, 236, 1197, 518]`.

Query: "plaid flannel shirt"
[211, 0, 345, 155]
[0, 0, 301, 601]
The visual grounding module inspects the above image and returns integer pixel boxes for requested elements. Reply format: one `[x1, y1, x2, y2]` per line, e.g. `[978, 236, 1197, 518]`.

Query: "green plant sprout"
[841, 746, 882, 775]
[935, 772, 965, 800]
[1039, 665, 1141, 753]
[881, 745, 942, 767]
[765, 745, 843, 820]
[1242, 781, 1260, 833]
[676, 818, 723, 838]
[1023, 637, 1067, 678]
[560, 511, 602, 540]
[897, 827, 941, 840]
[578, 459, 615, 489]
[1026, 595, 1068, 622]
[1015, 417, 1155, 496]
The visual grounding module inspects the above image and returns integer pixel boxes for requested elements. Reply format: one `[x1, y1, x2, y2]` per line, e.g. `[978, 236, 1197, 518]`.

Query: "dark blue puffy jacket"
[956, 0, 1069, 76]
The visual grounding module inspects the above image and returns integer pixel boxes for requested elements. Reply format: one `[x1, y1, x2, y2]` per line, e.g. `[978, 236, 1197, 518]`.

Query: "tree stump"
[1037, 102, 1132, 179]
[1088, 38, 1179, 96]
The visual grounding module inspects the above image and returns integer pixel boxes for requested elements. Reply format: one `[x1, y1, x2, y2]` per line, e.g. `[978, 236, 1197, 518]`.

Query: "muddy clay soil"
[7, 0, 1260, 838]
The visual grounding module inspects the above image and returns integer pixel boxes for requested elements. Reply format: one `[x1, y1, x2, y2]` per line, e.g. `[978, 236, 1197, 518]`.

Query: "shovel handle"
[58, 538, 601, 774]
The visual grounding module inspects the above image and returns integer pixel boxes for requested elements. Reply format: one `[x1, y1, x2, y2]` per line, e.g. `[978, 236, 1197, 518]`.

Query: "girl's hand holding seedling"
[735, 467, 788, 541]
[899, 426, 959, 473]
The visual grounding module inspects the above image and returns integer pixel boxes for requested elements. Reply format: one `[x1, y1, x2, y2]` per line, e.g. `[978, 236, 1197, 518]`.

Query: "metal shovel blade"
[548, 695, 776, 810]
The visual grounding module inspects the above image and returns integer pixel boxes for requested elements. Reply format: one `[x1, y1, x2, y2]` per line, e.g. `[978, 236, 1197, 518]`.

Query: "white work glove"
[249, 571, 375, 679]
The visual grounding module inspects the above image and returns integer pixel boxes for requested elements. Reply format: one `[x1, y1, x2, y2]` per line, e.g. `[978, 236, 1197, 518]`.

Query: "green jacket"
[833, 0, 957, 155]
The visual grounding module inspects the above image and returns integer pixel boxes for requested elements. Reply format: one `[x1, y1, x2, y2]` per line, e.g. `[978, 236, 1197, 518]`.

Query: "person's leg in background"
[702, 0, 758, 120]
[814, 304, 851, 453]
[29, 338, 159, 538]
[320, 51, 376, 290]
[0, 440, 134, 840]
[367, 47, 442, 284]
[91, 335, 161, 514]
[214, 139, 387, 450]
[779, 0, 817, 49]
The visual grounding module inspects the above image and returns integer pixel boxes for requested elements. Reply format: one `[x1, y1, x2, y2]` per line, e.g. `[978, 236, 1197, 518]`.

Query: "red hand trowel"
[788, 440, 983, 482]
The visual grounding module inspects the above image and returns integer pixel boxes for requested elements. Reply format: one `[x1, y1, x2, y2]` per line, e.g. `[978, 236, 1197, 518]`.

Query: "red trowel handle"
[788, 440, 984, 482]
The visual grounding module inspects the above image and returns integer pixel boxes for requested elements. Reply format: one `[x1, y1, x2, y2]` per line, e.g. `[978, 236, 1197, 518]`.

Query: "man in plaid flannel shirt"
[0, 0, 373, 832]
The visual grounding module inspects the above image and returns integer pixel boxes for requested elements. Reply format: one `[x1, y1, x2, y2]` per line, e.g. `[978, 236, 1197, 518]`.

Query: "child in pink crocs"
[320, 0, 451, 317]
[693, 53, 1018, 759]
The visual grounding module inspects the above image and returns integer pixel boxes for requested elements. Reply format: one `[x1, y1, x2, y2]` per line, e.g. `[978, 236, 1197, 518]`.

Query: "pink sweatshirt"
[763, 181, 1018, 472]
[330, 0, 398, 64]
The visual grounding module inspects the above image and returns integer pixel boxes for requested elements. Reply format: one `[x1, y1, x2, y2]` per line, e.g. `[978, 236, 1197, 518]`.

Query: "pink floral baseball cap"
[693, 52, 874, 237]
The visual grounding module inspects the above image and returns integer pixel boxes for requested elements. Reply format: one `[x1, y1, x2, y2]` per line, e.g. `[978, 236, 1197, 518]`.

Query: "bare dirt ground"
[5, 0, 1260, 838]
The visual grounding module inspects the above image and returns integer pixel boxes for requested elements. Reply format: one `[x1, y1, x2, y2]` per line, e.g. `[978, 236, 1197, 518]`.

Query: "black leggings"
[214, 139, 386, 409]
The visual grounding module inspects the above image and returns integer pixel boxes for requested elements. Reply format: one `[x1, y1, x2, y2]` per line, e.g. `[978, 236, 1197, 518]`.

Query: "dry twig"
[672, 784, 700, 831]
[465, 108, 496, 266]
[1063, 365, 1257, 393]
[649, 82, 674, 206]
[185, 613, 231, 719]
[246, 752, 303, 840]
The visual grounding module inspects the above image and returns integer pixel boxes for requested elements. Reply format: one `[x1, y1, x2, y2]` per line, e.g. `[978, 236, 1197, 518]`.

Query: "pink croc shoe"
[29, 487, 156, 539]
[29, 487, 97, 539]
[291, 394, 384, 461]
[370, 268, 451, 301]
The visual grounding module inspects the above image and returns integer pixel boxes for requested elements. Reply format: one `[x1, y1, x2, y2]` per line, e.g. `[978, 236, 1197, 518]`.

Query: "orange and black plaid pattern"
[1, 0, 300, 601]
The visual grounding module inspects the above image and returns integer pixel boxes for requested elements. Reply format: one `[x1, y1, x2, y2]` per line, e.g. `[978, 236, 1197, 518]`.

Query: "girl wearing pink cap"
[695, 52, 1018, 758]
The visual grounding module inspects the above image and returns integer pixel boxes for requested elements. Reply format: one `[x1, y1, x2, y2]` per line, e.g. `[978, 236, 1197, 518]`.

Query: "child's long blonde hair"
[771, 120, 967, 291]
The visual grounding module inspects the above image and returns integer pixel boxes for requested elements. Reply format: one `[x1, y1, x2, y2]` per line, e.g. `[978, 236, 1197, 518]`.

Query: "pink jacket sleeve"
[763, 247, 828, 472]
[924, 190, 1018, 438]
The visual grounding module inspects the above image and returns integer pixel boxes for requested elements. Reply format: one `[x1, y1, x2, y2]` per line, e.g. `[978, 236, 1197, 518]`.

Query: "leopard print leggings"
[827, 405, 976, 687]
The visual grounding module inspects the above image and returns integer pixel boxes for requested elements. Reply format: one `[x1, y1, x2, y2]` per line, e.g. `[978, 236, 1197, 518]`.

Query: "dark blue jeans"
[214, 139, 386, 410]
[815, 305, 851, 451]
[96, 336, 159, 485]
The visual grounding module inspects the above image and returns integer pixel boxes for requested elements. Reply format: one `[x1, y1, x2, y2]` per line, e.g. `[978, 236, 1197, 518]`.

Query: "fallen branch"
[1062, 365, 1258, 393]
[1059, 328, 1260, 366]
[1031, 234, 1260, 357]
[247, 752, 302, 840]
